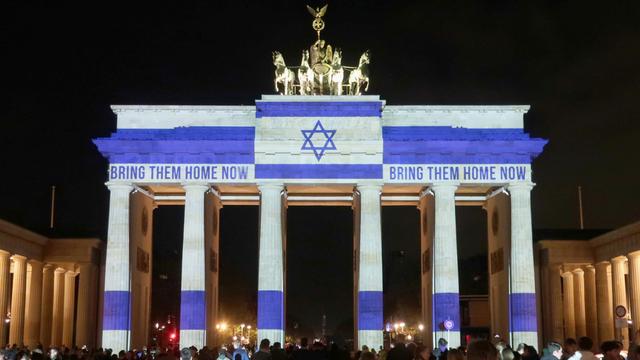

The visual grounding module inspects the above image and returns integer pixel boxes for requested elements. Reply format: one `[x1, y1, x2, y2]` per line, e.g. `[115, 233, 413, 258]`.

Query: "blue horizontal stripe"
[256, 164, 382, 179]
[180, 290, 206, 330]
[256, 102, 383, 117]
[384, 153, 536, 164]
[383, 126, 547, 164]
[94, 127, 255, 164]
[110, 127, 255, 140]
[258, 290, 284, 330]
[103, 291, 130, 330]
[358, 291, 383, 330]
[106, 152, 253, 164]
[510, 293, 538, 332]
[433, 292, 460, 331]
[383, 127, 532, 140]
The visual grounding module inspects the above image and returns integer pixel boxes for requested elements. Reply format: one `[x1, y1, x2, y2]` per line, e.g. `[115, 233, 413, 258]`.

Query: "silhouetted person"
[251, 339, 271, 360]
[467, 340, 498, 360]
[270, 342, 286, 360]
[293, 338, 313, 360]
[388, 342, 412, 360]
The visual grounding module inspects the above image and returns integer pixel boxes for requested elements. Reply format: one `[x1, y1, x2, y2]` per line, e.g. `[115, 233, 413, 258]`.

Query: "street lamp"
[418, 324, 424, 331]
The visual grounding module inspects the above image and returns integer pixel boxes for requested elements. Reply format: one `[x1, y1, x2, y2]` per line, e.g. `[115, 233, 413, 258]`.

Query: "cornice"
[110, 105, 255, 114]
[383, 105, 530, 114]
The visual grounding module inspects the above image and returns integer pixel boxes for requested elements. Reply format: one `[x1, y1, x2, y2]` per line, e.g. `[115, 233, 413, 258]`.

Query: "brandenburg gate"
[93, 5, 547, 353]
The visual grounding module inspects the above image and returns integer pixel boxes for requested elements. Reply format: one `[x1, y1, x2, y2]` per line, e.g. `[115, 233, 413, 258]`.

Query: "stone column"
[51, 267, 65, 346]
[549, 265, 565, 342]
[595, 261, 614, 343]
[24, 260, 43, 347]
[0, 251, 11, 346]
[40, 264, 54, 348]
[573, 269, 587, 338]
[508, 183, 538, 346]
[562, 272, 576, 339]
[431, 183, 460, 347]
[356, 184, 384, 350]
[611, 256, 629, 349]
[62, 271, 76, 346]
[628, 251, 640, 340]
[102, 183, 133, 351]
[257, 184, 285, 345]
[76, 263, 95, 347]
[9, 255, 27, 345]
[179, 183, 209, 348]
[584, 265, 598, 344]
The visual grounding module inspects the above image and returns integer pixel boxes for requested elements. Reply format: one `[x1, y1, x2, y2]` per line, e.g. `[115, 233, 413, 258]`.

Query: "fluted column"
[595, 261, 614, 342]
[628, 251, 640, 338]
[431, 183, 460, 347]
[508, 182, 538, 346]
[562, 272, 576, 339]
[24, 260, 43, 347]
[0, 251, 11, 346]
[583, 265, 598, 344]
[9, 255, 27, 345]
[40, 264, 54, 348]
[179, 183, 209, 348]
[573, 269, 587, 337]
[51, 268, 65, 346]
[257, 183, 285, 345]
[102, 183, 133, 351]
[356, 184, 384, 350]
[62, 271, 76, 346]
[75, 263, 95, 347]
[549, 265, 565, 341]
[611, 256, 629, 349]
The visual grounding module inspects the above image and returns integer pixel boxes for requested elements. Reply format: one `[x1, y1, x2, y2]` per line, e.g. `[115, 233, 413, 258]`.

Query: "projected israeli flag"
[254, 95, 384, 180]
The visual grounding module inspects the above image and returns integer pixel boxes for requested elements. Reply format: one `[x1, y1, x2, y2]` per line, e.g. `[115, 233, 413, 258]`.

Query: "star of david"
[300, 120, 337, 161]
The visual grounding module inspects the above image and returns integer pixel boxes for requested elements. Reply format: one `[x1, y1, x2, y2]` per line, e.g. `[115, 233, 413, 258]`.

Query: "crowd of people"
[0, 335, 638, 360]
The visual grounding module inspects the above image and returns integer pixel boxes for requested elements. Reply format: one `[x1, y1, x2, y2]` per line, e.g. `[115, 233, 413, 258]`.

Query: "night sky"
[3, 1, 640, 338]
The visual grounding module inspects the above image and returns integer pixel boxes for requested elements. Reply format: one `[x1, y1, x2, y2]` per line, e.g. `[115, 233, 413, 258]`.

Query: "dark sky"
[3, 1, 640, 337]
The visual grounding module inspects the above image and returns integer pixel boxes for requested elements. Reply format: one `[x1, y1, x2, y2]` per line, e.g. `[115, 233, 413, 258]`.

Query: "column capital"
[356, 183, 383, 193]
[583, 264, 595, 271]
[27, 259, 43, 266]
[64, 270, 77, 277]
[105, 182, 134, 192]
[43, 263, 55, 271]
[611, 255, 628, 264]
[0, 250, 10, 258]
[10, 254, 27, 262]
[562, 271, 574, 279]
[181, 182, 211, 191]
[257, 183, 284, 192]
[627, 250, 640, 260]
[572, 268, 585, 275]
[54, 267, 67, 274]
[507, 181, 535, 192]
[429, 182, 459, 191]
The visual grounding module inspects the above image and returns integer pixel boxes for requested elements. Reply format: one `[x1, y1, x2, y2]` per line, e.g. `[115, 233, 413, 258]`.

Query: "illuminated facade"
[0, 219, 102, 348]
[537, 221, 640, 349]
[94, 95, 547, 350]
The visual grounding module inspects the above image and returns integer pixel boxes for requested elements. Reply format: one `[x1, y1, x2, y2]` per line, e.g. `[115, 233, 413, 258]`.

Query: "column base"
[180, 329, 206, 348]
[358, 330, 383, 351]
[511, 331, 538, 348]
[257, 329, 284, 345]
[433, 330, 460, 348]
[102, 330, 130, 351]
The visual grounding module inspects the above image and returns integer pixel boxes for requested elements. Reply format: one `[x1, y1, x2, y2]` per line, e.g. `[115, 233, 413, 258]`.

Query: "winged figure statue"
[306, 4, 328, 19]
